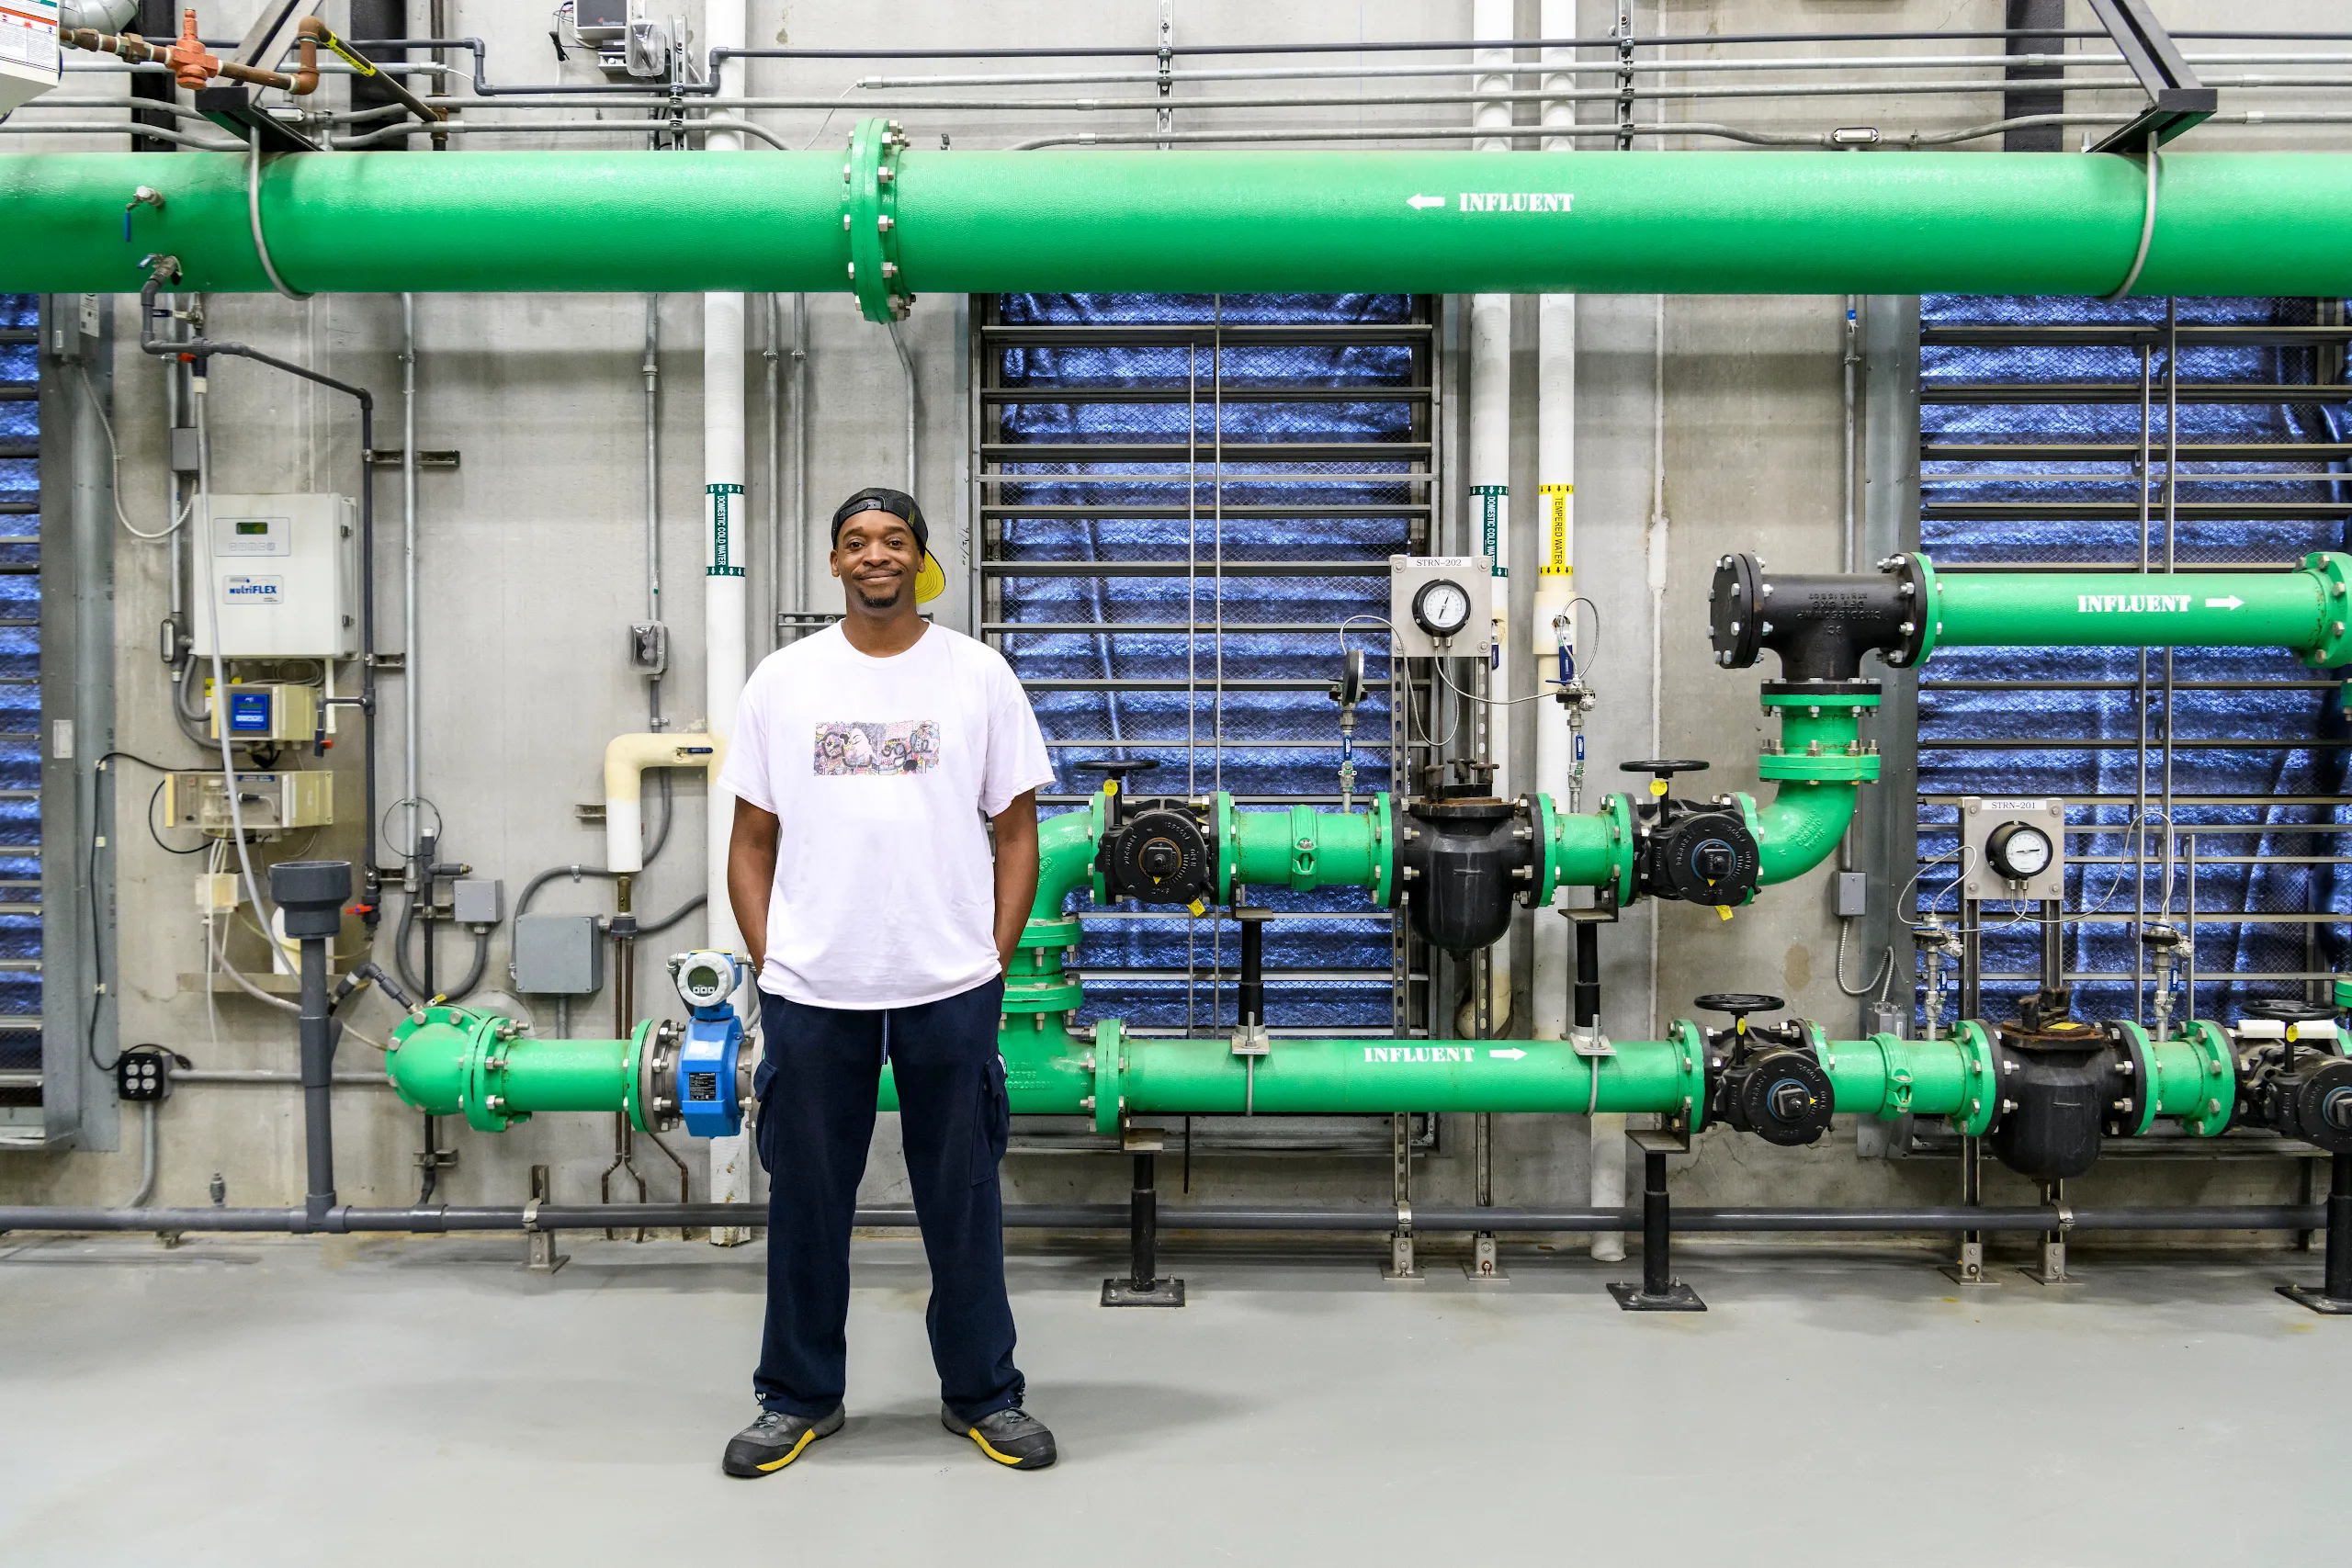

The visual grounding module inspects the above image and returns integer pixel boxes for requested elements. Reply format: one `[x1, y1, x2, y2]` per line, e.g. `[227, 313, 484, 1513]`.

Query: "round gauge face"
[1413, 578, 1473, 638]
[1989, 822, 2053, 880]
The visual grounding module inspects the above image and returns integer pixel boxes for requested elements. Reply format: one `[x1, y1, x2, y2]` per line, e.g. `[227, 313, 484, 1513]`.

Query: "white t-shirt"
[720, 623, 1056, 1009]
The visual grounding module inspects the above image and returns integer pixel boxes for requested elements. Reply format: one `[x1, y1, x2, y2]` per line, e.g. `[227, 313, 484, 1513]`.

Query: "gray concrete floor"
[0, 1233, 2342, 1566]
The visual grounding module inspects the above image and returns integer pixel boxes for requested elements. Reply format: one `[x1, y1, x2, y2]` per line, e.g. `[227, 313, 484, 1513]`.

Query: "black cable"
[145, 776, 206, 856]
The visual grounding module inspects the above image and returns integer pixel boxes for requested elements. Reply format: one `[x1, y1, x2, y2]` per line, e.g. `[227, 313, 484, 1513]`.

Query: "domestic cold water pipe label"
[707, 482, 745, 577]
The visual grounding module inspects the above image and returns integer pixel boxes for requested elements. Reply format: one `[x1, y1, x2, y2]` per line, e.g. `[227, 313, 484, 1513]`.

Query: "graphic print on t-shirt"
[813, 718, 941, 776]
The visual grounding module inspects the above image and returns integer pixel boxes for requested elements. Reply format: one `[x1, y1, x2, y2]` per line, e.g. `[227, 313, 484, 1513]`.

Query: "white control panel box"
[0, 3, 60, 118]
[192, 493, 361, 660]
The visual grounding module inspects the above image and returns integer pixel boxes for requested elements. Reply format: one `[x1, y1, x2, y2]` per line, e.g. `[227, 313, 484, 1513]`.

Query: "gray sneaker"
[722, 1404, 845, 1477]
[943, 1404, 1057, 1470]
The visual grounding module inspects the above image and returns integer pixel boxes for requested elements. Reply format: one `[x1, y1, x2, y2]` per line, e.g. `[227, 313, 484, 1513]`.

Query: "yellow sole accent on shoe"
[967, 1427, 1027, 1467]
[754, 1427, 820, 1472]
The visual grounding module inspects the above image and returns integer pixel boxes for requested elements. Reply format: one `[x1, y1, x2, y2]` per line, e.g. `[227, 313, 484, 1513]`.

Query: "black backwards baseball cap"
[831, 486, 945, 604]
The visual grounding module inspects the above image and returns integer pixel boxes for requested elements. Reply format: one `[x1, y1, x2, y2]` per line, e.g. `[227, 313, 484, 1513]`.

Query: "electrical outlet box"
[1835, 871, 1868, 919]
[116, 1045, 173, 1104]
[0, 4, 60, 118]
[169, 426, 201, 476]
[1388, 555, 1495, 660]
[452, 878, 504, 927]
[513, 914, 604, 995]
[191, 493, 360, 660]
[163, 771, 335, 837]
[208, 682, 319, 744]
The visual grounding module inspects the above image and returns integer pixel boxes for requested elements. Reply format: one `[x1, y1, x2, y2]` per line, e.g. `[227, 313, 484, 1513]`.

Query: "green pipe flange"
[842, 118, 912, 323]
[1215, 790, 1238, 901]
[2112, 1020, 2159, 1138]
[2335, 975, 2352, 1011]
[1668, 1018, 1709, 1131]
[1894, 552, 1942, 668]
[447, 1007, 515, 1134]
[1758, 690, 1884, 710]
[1602, 793, 1636, 905]
[1091, 1018, 1125, 1135]
[1368, 792, 1394, 907]
[617, 1018, 658, 1134]
[1532, 789, 1560, 906]
[1089, 790, 1111, 906]
[1947, 1019, 1998, 1137]
[2177, 1019, 2237, 1136]
[1002, 977, 1085, 1014]
[1020, 915, 1083, 950]
[2300, 551, 2352, 669]
[1758, 750, 1883, 783]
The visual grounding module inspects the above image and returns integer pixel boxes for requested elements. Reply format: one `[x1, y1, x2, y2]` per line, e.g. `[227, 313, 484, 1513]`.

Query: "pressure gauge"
[1985, 821, 2054, 883]
[1412, 578, 1473, 640]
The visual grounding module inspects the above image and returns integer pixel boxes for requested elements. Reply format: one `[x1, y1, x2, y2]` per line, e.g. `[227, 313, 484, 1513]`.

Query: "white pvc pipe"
[703, 0, 753, 1238]
[1470, 0, 1512, 1033]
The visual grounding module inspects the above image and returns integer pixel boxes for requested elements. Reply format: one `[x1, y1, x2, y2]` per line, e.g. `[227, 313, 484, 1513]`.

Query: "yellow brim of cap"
[915, 550, 947, 604]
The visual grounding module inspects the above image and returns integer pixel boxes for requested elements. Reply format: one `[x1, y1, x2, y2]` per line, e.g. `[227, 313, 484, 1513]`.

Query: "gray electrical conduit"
[0, 1201, 2325, 1236]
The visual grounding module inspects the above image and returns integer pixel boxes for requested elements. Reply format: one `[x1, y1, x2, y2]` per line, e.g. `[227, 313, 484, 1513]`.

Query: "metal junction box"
[512, 914, 605, 995]
[1961, 795, 2067, 903]
[192, 493, 361, 660]
[1388, 554, 1495, 660]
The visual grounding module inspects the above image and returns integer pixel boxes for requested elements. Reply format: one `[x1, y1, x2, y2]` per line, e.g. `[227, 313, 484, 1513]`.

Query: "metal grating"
[972, 293, 1436, 1043]
[1914, 293, 2351, 1030]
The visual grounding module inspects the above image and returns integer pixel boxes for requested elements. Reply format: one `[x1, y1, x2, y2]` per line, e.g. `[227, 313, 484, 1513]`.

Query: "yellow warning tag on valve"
[1715, 906, 1734, 921]
[1650, 779, 1669, 797]
[1188, 898, 1206, 917]
[1105, 778, 1119, 797]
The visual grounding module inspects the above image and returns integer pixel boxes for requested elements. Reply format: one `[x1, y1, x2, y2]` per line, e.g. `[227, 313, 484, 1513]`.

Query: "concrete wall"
[5, 0, 2342, 1242]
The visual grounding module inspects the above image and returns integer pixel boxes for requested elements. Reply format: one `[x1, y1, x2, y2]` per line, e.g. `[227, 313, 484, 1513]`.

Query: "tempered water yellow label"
[1539, 483, 1572, 576]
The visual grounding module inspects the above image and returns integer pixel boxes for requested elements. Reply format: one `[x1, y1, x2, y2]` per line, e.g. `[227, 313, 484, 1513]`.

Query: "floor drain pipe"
[703, 0, 754, 1242]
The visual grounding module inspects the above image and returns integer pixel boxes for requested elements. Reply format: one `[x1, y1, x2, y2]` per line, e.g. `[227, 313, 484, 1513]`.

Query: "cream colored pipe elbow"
[604, 732, 724, 874]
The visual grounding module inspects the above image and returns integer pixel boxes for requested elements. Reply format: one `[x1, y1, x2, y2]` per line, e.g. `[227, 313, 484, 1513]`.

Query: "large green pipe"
[12, 146, 2352, 297]
[1922, 554, 2352, 668]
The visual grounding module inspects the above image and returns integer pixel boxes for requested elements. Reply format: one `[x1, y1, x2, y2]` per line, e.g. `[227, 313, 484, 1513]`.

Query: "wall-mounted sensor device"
[1962, 795, 2066, 901]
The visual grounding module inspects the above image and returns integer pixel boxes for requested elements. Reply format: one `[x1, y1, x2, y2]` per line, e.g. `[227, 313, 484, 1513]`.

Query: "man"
[718, 486, 1059, 1477]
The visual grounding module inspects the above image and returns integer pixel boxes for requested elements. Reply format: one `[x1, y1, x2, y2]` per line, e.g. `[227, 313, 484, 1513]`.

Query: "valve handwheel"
[1695, 992, 1785, 1027]
[1622, 759, 1709, 793]
[1071, 758, 1159, 829]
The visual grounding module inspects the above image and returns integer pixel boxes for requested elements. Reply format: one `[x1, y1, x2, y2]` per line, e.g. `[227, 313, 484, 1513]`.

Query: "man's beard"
[854, 581, 906, 611]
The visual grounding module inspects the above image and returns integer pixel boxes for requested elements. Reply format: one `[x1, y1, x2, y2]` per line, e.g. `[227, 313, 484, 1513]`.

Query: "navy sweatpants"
[751, 976, 1023, 1423]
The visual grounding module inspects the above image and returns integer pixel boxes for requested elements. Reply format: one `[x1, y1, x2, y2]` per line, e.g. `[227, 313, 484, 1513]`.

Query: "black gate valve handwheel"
[1621, 758, 1709, 802]
[2246, 999, 2337, 1022]
[1071, 758, 1158, 828]
[1695, 992, 1785, 1036]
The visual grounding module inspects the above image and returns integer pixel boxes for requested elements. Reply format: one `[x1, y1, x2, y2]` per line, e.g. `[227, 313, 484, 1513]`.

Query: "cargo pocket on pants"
[752, 1053, 780, 1175]
[970, 1055, 1011, 1185]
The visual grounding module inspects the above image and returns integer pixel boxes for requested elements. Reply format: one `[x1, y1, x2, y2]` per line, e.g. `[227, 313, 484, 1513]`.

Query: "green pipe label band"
[707, 482, 745, 577]
[1472, 484, 1508, 578]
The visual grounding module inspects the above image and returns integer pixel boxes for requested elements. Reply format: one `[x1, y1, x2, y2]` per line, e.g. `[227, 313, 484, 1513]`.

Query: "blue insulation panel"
[0, 293, 38, 1070]
[1917, 293, 2350, 1030]
[989, 294, 1420, 1035]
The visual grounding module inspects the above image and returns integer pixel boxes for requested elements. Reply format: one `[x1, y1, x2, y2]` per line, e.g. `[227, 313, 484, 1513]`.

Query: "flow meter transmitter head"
[668, 950, 749, 1016]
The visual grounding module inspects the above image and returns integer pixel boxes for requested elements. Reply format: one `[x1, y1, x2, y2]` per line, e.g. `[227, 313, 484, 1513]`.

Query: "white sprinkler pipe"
[1533, 0, 1623, 1262]
[1470, 0, 1513, 1033]
[603, 733, 724, 874]
[703, 0, 754, 1240]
